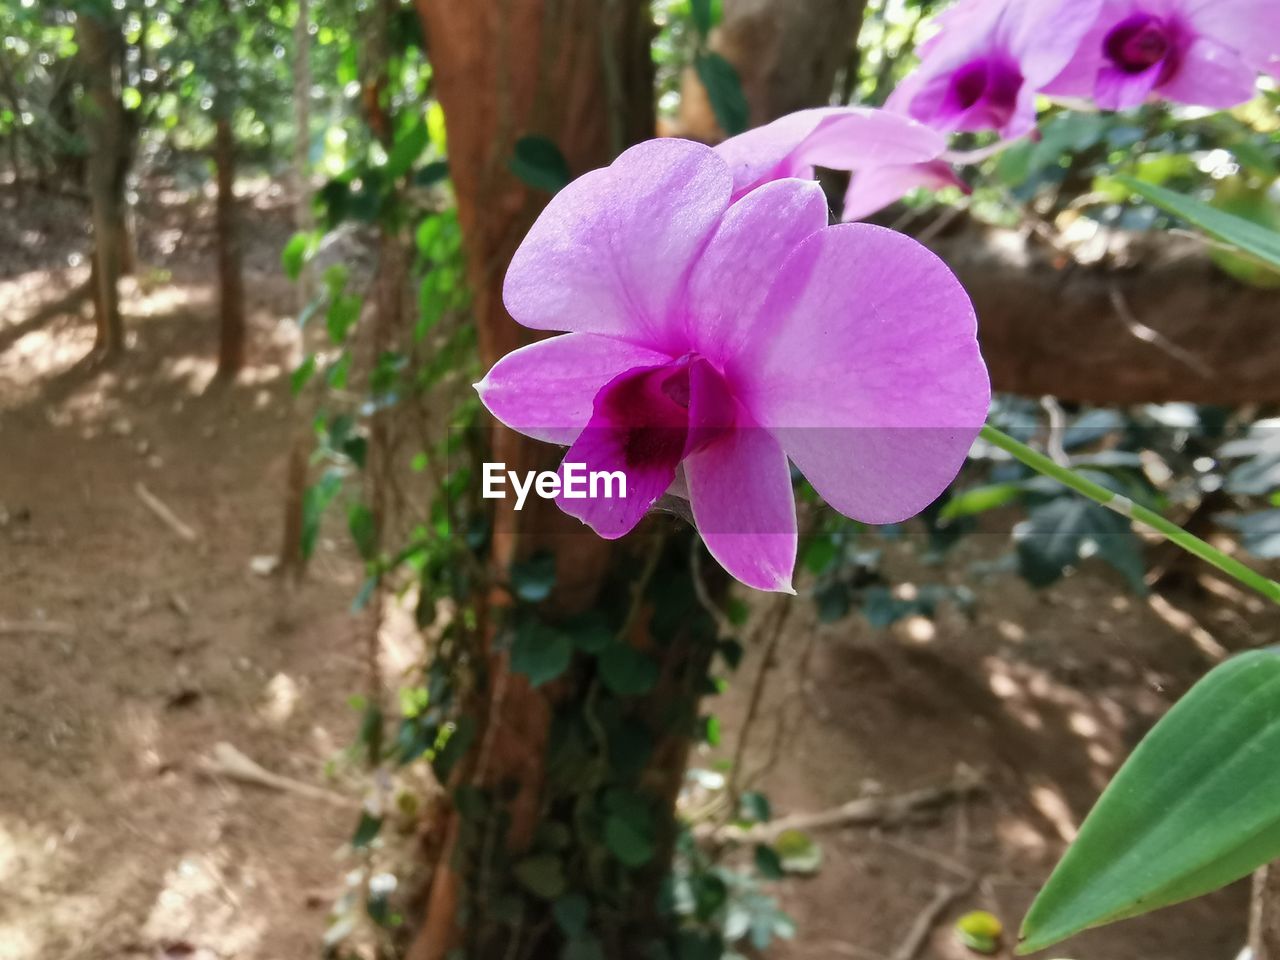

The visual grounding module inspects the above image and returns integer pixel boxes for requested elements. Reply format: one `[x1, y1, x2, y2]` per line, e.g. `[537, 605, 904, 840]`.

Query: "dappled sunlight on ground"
[5, 181, 1279, 960]
[710, 531, 1279, 960]
[0, 184, 378, 960]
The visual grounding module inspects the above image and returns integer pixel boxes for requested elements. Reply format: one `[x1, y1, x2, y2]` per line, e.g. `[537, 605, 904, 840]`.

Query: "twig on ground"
[816, 941, 892, 960]
[702, 766, 986, 843]
[872, 831, 978, 882]
[196, 741, 357, 809]
[727, 595, 791, 801]
[690, 536, 734, 638]
[0, 619, 74, 635]
[1108, 285, 1215, 380]
[135, 481, 199, 542]
[891, 882, 968, 960]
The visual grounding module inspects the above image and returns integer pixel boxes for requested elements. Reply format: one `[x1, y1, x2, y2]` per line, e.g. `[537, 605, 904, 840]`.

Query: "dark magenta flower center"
[590, 356, 734, 475]
[1103, 13, 1174, 75]
[942, 56, 1023, 131]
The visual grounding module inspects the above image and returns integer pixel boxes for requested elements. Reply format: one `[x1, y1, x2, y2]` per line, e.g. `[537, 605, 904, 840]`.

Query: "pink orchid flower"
[476, 139, 991, 592]
[1042, 0, 1279, 110]
[891, 0, 1103, 139]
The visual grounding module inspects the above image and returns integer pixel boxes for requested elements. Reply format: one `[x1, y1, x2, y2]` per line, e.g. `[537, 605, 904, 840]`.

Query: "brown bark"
[1251, 866, 1280, 960]
[674, 0, 869, 140]
[931, 228, 1280, 406]
[409, 3, 656, 959]
[292, 0, 315, 307]
[77, 11, 126, 358]
[214, 115, 246, 379]
[278, 432, 310, 581]
[721, 0, 868, 123]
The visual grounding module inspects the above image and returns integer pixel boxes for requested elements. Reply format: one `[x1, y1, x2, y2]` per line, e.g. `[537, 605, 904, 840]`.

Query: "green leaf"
[415, 160, 451, 186]
[326, 294, 363, 345]
[604, 811, 655, 867]
[940, 482, 1023, 520]
[562, 936, 606, 960]
[290, 354, 316, 395]
[351, 811, 383, 849]
[565, 611, 612, 654]
[281, 231, 312, 281]
[689, 0, 716, 36]
[1217, 509, 1280, 559]
[384, 118, 429, 180]
[738, 791, 772, 824]
[598, 644, 659, 696]
[773, 829, 822, 874]
[509, 135, 572, 194]
[754, 844, 784, 880]
[553, 893, 590, 939]
[510, 552, 556, 602]
[301, 471, 342, 559]
[1117, 175, 1280, 270]
[1019, 649, 1280, 954]
[510, 621, 573, 688]
[514, 854, 566, 900]
[348, 503, 377, 560]
[955, 911, 1002, 954]
[694, 52, 749, 136]
[431, 716, 475, 782]
[1015, 496, 1146, 593]
[327, 352, 352, 390]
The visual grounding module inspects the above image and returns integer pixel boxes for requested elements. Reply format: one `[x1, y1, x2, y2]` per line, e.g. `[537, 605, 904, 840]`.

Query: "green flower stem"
[979, 423, 1280, 606]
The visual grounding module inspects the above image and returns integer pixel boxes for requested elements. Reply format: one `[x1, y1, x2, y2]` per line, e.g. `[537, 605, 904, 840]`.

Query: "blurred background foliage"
[2, 0, 1278, 957]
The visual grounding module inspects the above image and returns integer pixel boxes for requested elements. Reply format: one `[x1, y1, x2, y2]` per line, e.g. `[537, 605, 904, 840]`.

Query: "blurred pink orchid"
[476, 139, 990, 592]
[891, 0, 1103, 139]
[1042, 0, 1279, 110]
[714, 105, 966, 220]
[843, 159, 972, 222]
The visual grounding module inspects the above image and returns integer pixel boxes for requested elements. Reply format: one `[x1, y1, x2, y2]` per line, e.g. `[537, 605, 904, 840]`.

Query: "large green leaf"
[694, 52, 748, 136]
[1117, 175, 1280, 270]
[509, 135, 572, 194]
[1019, 649, 1280, 954]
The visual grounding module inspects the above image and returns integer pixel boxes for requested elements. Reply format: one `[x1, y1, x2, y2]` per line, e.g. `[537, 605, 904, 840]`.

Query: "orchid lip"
[1103, 12, 1179, 79]
[935, 55, 1023, 133]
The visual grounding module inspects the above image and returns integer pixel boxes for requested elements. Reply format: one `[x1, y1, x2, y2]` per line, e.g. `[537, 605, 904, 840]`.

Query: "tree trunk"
[1251, 866, 1280, 960]
[77, 11, 126, 358]
[407, 5, 731, 960]
[929, 226, 1280, 406]
[721, 0, 868, 123]
[292, 0, 315, 306]
[214, 114, 246, 379]
[675, 0, 869, 140]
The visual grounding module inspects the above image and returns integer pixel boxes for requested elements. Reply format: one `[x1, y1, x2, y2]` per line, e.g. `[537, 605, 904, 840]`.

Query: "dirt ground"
[3, 182, 1277, 960]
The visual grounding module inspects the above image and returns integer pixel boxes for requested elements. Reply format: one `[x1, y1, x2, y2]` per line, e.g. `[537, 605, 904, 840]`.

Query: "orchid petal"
[684, 178, 830, 368]
[1158, 36, 1259, 108]
[1095, 62, 1165, 110]
[686, 424, 797, 594]
[789, 112, 946, 179]
[1180, 0, 1280, 78]
[841, 160, 969, 222]
[733, 224, 990, 524]
[503, 138, 731, 353]
[715, 108, 944, 199]
[475, 333, 677, 445]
